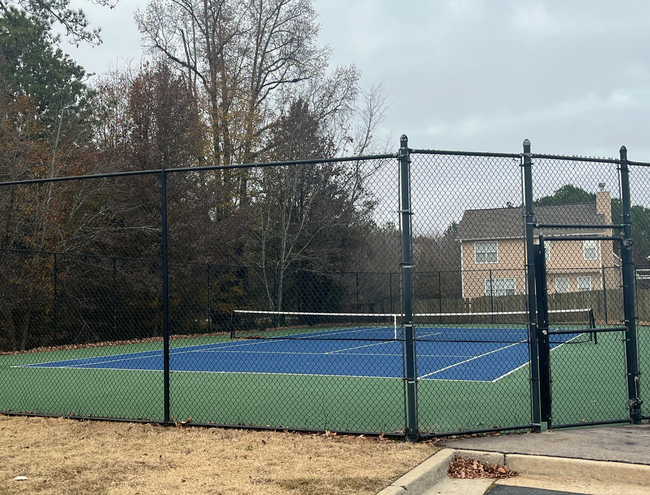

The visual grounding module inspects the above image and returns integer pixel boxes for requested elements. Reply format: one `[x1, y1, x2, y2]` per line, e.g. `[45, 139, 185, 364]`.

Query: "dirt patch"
[0, 415, 438, 495]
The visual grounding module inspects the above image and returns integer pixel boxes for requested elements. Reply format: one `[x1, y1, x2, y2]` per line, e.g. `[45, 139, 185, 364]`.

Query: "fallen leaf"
[448, 456, 518, 480]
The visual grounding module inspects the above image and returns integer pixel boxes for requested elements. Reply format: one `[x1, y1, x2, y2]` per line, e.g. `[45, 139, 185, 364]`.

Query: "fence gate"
[526, 147, 644, 429]
[534, 236, 629, 428]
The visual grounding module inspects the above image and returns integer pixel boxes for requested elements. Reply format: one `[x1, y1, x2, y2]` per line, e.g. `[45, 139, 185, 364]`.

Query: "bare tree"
[136, 0, 332, 169]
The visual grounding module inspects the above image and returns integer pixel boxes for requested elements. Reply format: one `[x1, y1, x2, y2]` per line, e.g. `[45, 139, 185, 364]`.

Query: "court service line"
[419, 340, 526, 379]
[323, 340, 395, 354]
[490, 332, 588, 382]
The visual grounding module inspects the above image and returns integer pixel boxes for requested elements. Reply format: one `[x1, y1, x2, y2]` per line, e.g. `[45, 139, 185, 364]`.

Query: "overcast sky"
[66, 0, 650, 161]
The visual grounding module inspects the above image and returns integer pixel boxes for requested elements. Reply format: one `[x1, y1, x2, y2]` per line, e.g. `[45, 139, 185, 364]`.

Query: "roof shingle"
[457, 203, 605, 240]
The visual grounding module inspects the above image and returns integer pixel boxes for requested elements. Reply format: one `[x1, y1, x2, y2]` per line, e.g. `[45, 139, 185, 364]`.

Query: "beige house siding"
[458, 191, 618, 300]
[461, 238, 526, 299]
[461, 237, 617, 299]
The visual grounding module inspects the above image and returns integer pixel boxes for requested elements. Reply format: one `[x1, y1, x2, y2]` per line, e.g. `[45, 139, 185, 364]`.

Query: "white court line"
[16, 342, 474, 370]
[490, 332, 589, 382]
[324, 340, 395, 354]
[19, 363, 490, 382]
[419, 340, 527, 379]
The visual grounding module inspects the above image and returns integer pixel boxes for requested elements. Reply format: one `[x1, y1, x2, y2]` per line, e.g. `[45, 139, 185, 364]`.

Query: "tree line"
[0, 0, 403, 351]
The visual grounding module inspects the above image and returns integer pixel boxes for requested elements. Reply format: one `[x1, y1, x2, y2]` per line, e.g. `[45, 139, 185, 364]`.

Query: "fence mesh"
[409, 151, 531, 434]
[0, 142, 648, 436]
[531, 156, 629, 426]
[0, 176, 165, 422]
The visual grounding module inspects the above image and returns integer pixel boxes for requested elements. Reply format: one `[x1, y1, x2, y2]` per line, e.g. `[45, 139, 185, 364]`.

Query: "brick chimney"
[596, 185, 611, 224]
[597, 185, 613, 270]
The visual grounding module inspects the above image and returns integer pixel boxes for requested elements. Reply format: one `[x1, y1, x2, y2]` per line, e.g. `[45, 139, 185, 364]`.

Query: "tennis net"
[413, 308, 595, 344]
[230, 308, 595, 344]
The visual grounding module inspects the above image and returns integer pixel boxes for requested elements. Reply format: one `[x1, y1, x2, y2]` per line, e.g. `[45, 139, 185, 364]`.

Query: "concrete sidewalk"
[441, 423, 650, 465]
[377, 423, 650, 495]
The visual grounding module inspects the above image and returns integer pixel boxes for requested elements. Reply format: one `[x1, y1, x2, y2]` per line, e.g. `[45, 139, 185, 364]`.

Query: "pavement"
[377, 423, 650, 495]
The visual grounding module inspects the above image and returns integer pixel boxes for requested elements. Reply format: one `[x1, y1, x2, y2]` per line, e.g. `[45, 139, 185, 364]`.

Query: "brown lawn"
[0, 415, 439, 495]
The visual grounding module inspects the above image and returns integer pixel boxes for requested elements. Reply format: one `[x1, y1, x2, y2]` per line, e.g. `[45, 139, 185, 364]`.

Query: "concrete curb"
[504, 453, 650, 486]
[377, 448, 650, 495]
[377, 449, 455, 495]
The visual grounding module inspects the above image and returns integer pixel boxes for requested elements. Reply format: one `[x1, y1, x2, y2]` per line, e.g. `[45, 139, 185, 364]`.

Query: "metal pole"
[602, 266, 608, 324]
[523, 139, 542, 430]
[53, 252, 58, 345]
[535, 237, 551, 428]
[161, 171, 171, 425]
[619, 146, 642, 424]
[356, 272, 360, 312]
[399, 134, 418, 441]
[113, 257, 117, 340]
[389, 272, 394, 314]
[207, 263, 211, 332]
[489, 269, 494, 323]
[438, 271, 442, 322]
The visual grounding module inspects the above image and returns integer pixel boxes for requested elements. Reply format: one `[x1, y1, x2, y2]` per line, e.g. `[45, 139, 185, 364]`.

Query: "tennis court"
[20, 309, 594, 383]
[0, 307, 632, 435]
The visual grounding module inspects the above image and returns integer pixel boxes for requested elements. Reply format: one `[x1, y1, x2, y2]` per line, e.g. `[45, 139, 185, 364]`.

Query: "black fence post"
[619, 146, 642, 424]
[356, 272, 360, 312]
[207, 263, 211, 332]
[523, 138, 542, 431]
[535, 237, 551, 428]
[602, 266, 608, 324]
[438, 271, 442, 319]
[389, 272, 394, 314]
[112, 257, 117, 340]
[489, 269, 494, 323]
[161, 170, 171, 425]
[399, 134, 418, 441]
[53, 252, 59, 345]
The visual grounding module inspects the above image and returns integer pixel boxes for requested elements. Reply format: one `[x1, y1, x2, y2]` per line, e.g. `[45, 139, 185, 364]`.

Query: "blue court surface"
[22, 326, 587, 382]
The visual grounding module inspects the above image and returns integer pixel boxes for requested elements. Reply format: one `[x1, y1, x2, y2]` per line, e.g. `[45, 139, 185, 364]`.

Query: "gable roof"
[457, 202, 605, 240]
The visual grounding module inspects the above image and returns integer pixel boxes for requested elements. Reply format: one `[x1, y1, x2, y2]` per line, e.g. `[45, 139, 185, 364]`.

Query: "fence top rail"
[410, 149, 521, 159]
[408, 149, 637, 164]
[530, 153, 619, 164]
[536, 223, 623, 229]
[543, 235, 622, 242]
[0, 153, 397, 187]
[628, 160, 650, 167]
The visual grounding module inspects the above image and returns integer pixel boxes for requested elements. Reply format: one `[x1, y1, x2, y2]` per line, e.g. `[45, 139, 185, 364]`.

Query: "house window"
[555, 277, 570, 293]
[485, 278, 516, 297]
[544, 241, 551, 262]
[583, 240, 598, 261]
[577, 276, 592, 292]
[475, 241, 498, 264]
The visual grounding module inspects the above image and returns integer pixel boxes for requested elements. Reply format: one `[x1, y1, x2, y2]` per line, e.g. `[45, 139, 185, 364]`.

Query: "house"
[456, 190, 616, 299]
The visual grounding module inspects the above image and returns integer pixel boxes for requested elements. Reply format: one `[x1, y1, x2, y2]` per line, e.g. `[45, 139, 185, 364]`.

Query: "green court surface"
[0, 329, 642, 434]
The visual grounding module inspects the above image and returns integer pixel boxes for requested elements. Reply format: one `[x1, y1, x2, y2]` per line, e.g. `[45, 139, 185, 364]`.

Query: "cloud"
[425, 88, 650, 142]
[512, 3, 553, 34]
[447, 0, 486, 16]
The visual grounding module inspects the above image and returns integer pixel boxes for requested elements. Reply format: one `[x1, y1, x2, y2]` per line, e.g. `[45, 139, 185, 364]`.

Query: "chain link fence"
[0, 140, 648, 438]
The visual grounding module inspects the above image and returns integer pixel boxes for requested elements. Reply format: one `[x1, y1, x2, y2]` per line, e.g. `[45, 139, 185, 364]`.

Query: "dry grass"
[0, 415, 439, 495]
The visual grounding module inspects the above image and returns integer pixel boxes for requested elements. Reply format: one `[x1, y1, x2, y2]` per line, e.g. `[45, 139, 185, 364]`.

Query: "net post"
[619, 146, 642, 424]
[523, 138, 542, 431]
[399, 134, 418, 441]
[588, 308, 597, 344]
[161, 170, 171, 425]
